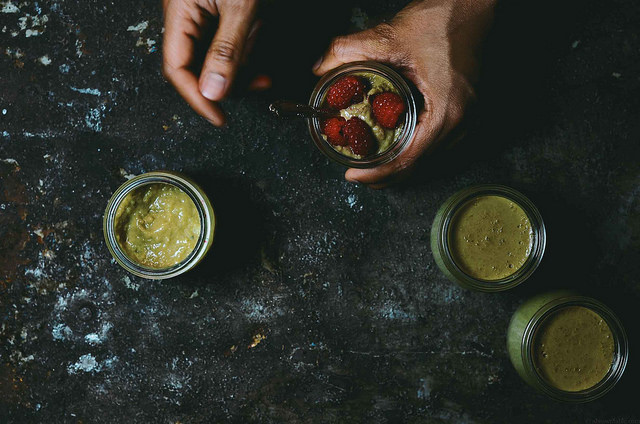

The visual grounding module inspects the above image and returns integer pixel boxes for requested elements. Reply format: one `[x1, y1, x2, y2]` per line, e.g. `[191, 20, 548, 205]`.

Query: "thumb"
[199, 2, 257, 101]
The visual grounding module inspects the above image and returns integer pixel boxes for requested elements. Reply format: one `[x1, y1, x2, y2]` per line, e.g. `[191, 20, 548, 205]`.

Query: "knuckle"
[373, 22, 397, 46]
[209, 39, 238, 63]
[329, 36, 347, 58]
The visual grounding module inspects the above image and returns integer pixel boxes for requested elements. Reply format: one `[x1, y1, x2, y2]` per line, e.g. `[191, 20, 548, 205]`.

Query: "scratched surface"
[1, 0, 640, 423]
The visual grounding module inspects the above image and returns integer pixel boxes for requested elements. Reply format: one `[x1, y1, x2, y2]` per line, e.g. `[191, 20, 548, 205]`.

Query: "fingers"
[167, 67, 226, 126]
[199, 1, 258, 102]
[162, 1, 225, 125]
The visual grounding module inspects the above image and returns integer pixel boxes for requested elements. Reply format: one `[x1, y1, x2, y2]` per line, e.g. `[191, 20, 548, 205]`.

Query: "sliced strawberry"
[343, 118, 375, 156]
[325, 75, 366, 109]
[372, 92, 406, 129]
[322, 117, 347, 146]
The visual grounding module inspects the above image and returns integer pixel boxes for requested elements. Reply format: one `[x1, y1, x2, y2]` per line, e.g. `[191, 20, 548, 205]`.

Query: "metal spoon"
[268, 100, 339, 120]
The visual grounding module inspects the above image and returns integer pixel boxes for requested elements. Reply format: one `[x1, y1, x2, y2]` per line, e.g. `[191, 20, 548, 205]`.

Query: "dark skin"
[162, 0, 495, 188]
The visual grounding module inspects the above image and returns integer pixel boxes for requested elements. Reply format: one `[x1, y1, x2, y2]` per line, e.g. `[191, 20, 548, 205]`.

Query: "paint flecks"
[17, 14, 49, 37]
[127, 20, 156, 53]
[38, 55, 51, 65]
[123, 275, 139, 291]
[85, 106, 104, 132]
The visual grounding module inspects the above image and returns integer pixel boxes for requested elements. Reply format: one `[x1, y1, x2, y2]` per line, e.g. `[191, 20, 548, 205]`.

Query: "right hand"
[162, 0, 261, 126]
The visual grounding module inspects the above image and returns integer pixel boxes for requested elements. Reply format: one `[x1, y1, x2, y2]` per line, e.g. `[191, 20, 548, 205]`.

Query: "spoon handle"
[269, 101, 338, 119]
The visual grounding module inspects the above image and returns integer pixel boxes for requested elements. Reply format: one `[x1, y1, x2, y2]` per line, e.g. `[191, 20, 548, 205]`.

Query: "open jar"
[507, 291, 628, 402]
[307, 61, 418, 168]
[430, 185, 546, 291]
[103, 171, 215, 279]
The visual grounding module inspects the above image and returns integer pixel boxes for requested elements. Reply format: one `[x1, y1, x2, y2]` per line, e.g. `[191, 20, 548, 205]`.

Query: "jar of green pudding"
[103, 171, 215, 279]
[431, 185, 546, 291]
[308, 61, 417, 168]
[507, 292, 628, 402]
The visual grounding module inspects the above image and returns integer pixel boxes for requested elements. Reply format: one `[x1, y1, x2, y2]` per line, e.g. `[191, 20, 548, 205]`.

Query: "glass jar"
[103, 171, 215, 279]
[507, 292, 628, 402]
[430, 184, 546, 291]
[307, 61, 418, 168]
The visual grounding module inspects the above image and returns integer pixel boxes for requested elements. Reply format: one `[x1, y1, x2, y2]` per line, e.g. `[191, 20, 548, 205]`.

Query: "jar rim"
[103, 171, 215, 280]
[520, 295, 629, 402]
[307, 61, 418, 168]
[434, 184, 546, 292]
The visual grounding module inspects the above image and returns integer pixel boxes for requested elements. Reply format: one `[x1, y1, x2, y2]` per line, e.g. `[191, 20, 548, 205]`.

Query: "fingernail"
[346, 177, 361, 184]
[312, 56, 323, 71]
[201, 73, 226, 101]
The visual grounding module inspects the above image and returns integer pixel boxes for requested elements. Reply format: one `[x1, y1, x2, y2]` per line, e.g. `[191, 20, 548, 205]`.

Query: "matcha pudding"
[308, 62, 417, 168]
[533, 306, 614, 392]
[449, 195, 533, 280]
[104, 171, 215, 279]
[507, 292, 628, 402]
[431, 185, 545, 291]
[114, 183, 201, 269]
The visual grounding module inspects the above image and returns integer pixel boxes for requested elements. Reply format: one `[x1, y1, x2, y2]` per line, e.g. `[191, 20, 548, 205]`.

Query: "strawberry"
[325, 75, 366, 109]
[372, 92, 405, 129]
[343, 118, 375, 156]
[322, 117, 347, 146]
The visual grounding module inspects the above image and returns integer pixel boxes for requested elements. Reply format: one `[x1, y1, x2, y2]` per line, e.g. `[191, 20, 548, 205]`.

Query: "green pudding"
[533, 306, 614, 392]
[327, 72, 404, 159]
[449, 195, 533, 280]
[114, 183, 201, 268]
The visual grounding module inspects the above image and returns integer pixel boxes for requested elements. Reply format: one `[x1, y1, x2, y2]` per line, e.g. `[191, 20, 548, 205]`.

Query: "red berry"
[325, 76, 366, 109]
[321, 117, 347, 146]
[372, 92, 405, 129]
[343, 118, 375, 156]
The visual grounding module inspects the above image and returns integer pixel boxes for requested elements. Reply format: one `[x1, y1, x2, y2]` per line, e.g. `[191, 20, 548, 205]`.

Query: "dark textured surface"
[1, 0, 640, 422]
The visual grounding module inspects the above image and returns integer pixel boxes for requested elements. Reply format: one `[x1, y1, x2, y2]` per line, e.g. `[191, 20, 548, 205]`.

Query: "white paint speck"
[2, 109, 6, 115]
[123, 275, 139, 290]
[67, 353, 98, 374]
[52, 323, 73, 341]
[38, 55, 51, 65]
[84, 322, 112, 345]
[59, 63, 69, 73]
[70, 86, 101, 96]
[85, 107, 103, 132]
[347, 194, 357, 208]
[612, 72, 621, 78]
[571, 40, 580, 49]
[1, 1, 20, 13]
[127, 21, 148, 33]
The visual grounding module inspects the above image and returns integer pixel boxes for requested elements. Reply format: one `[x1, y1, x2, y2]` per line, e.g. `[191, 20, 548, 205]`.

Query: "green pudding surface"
[533, 306, 614, 392]
[115, 183, 201, 269]
[449, 195, 533, 280]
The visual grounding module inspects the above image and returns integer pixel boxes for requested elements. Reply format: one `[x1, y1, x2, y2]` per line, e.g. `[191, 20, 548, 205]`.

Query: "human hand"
[313, 0, 495, 188]
[162, 0, 261, 126]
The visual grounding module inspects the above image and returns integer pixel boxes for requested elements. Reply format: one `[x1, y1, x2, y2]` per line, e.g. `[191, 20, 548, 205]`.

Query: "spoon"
[268, 100, 340, 120]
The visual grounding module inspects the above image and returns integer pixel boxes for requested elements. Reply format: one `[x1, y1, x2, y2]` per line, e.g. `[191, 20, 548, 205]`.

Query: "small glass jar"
[430, 184, 546, 292]
[307, 61, 418, 168]
[507, 292, 628, 402]
[103, 171, 215, 279]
